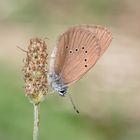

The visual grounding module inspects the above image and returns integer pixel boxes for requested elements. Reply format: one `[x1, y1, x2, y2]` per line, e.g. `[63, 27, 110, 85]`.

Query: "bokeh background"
[0, 0, 140, 140]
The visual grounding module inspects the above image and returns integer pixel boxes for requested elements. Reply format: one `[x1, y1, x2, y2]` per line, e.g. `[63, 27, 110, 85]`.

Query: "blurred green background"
[0, 0, 140, 140]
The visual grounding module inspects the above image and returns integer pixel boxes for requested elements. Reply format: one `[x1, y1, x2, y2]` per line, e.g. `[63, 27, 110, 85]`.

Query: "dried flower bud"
[23, 38, 48, 104]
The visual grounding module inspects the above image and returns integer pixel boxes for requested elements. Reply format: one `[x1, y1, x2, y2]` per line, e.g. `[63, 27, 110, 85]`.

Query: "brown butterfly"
[48, 25, 112, 96]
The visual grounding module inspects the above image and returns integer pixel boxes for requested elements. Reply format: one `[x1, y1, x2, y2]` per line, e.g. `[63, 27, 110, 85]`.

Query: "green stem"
[33, 103, 40, 140]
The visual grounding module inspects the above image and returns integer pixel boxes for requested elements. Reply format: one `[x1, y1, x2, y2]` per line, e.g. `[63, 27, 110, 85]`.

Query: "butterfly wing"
[69, 25, 112, 55]
[53, 28, 100, 85]
[52, 25, 112, 85]
[53, 31, 69, 76]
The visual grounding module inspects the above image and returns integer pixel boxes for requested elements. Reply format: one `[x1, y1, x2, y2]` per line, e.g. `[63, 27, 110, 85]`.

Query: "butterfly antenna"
[43, 37, 49, 41]
[68, 94, 79, 114]
[16, 45, 28, 53]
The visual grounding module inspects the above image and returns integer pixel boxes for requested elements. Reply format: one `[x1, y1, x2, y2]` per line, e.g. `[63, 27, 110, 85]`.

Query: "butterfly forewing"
[52, 25, 112, 86]
[69, 25, 112, 55]
[54, 33, 68, 75]
[54, 28, 100, 85]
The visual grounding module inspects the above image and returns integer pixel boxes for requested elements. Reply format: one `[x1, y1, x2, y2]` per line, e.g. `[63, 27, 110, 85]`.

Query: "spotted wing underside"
[53, 25, 112, 85]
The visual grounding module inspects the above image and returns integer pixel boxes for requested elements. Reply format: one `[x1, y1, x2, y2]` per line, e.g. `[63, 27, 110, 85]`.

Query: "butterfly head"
[51, 80, 68, 96]
[48, 73, 68, 96]
[58, 87, 68, 96]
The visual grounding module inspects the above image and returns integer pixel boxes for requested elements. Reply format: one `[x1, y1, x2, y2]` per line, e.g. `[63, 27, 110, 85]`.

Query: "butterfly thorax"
[48, 73, 68, 96]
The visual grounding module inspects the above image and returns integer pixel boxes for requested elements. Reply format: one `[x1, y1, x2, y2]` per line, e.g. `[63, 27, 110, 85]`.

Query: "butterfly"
[48, 25, 112, 96]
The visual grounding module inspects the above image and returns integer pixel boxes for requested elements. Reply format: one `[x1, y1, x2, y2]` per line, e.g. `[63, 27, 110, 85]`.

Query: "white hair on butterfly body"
[48, 46, 68, 96]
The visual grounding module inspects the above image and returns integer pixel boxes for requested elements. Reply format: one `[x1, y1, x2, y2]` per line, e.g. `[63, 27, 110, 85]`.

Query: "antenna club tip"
[76, 110, 80, 114]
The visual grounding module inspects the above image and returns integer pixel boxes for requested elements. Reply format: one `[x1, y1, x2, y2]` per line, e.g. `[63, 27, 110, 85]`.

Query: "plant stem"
[33, 103, 40, 140]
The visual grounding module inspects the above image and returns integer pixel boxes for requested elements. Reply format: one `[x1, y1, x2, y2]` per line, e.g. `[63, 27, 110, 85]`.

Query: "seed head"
[23, 38, 48, 104]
